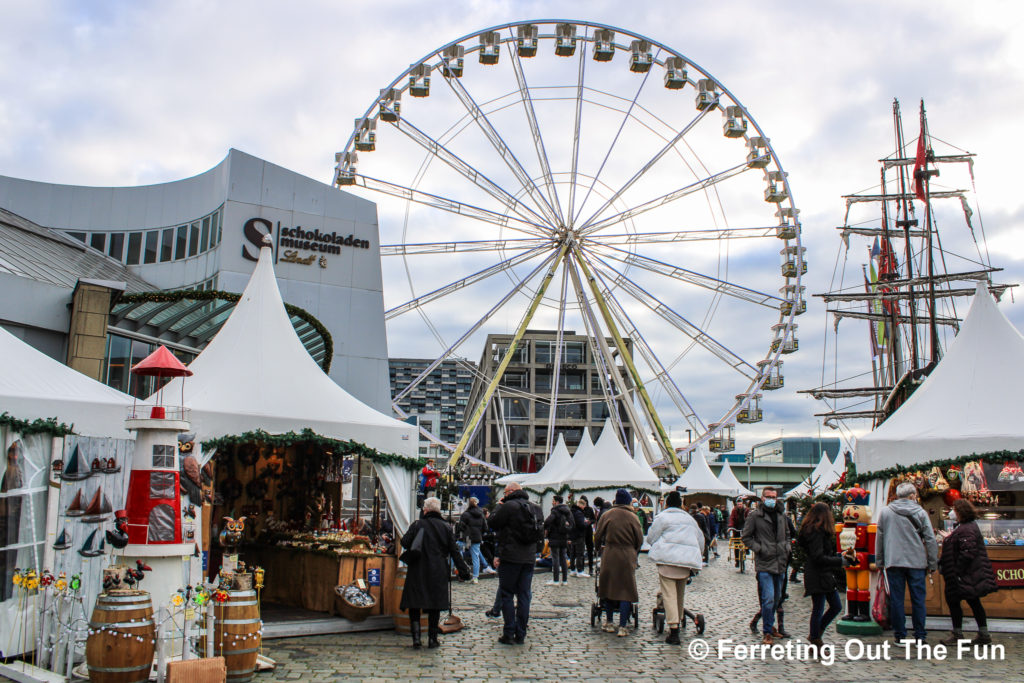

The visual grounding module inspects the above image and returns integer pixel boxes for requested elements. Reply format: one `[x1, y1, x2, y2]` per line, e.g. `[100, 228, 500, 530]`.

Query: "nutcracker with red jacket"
[835, 485, 876, 622]
[420, 458, 439, 494]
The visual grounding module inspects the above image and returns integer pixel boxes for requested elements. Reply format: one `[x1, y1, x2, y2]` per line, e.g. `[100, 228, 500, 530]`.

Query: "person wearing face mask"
[742, 487, 793, 644]
[938, 499, 998, 646]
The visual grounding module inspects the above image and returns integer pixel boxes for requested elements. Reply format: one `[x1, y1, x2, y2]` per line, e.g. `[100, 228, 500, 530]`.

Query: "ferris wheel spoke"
[589, 257, 758, 379]
[385, 245, 549, 320]
[441, 71, 563, 226]
[566, 42, 587, 228]
[578, 158, 757, 236]
[577, 97, 717, 231]
[351, 174, 548, 237]
[591, 243, 782, 307]
[571, 48, 660, 229]
[590, 226, 777, 247]
[386, 114, 553, 229]
[506, 36, 563, 224]
[381, 237, 552, 256]
[392, 250, 560, 404]
[591, 265, 706, 433]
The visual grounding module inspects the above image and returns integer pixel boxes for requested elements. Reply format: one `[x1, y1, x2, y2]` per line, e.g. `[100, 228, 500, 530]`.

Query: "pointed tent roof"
[520, 432, 574, 490]
[560, 419, 660, 492]
[785, 452, 842, 498]
[159, 242, 415, 457]
[716, 459, 756, 498]
[0, 324, 133, 436]
[857, 284, 1024, 471]
[667, 447, 735, 496]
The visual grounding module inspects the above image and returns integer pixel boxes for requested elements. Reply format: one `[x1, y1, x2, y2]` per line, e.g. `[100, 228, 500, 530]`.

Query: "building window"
[501, 397, 529, 420]
[144, 230, 159, 264]
[592, 401, 611, 420]
[188, 223, 199, 257]
[556, 402, 585, 420]
[499, 371, 529, 390]
[175, 225, 188, 260]
[108, 232, 125, 261]
[152, 444, 176, 468]
[126, 232, 143, 265]
[201, 218, 210, 252]
[160, 228, 174, 262]
[106, 335, 131, 392]
[213, 209, 222, 244]
[67, 232, 86, 243]
[564, 341, 585, 363]
[90, 233, 106, 252]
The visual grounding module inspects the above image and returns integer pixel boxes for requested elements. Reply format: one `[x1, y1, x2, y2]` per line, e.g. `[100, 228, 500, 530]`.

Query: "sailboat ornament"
[53, 528, 71, 550]
[65, 489, 85, 516]
[81, 486, 113, 523]
[59, 445, 92, 481]
[78, 528, 106, 557]
[802, 99, 1016, 431]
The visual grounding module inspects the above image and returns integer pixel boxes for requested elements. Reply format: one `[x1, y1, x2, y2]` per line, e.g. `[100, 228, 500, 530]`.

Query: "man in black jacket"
[569, 497, 590, 578]
[488, 482, 543, 645]
[544, 495, 575, 585]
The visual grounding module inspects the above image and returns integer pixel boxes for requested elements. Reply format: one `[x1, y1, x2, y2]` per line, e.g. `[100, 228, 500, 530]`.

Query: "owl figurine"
[219, 516, 247, 551]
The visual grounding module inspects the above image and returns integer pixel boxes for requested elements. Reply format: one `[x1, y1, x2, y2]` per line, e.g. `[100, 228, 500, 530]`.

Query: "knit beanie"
[614, 488, 632, 505]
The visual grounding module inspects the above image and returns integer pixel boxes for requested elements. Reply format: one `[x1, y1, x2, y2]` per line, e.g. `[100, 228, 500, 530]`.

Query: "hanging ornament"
[928, 466, 950, 493]
[946, 465, 962, 484]
[943, 488, 962, 506]
[997, 461, 1024, 484]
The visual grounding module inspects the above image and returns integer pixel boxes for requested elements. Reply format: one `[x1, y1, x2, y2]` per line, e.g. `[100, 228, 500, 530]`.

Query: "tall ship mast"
[802, 99, 1015, 438]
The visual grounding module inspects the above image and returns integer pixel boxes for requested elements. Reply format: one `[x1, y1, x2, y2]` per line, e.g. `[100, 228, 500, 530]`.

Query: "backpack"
[561, 508, 574, 533]
[512, 500, 545, 545]
[418, 472, 427, 493]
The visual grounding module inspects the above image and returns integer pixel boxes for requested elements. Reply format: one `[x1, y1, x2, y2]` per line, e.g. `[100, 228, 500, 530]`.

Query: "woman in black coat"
[797, 502, 853, 646]
[461, 497, 490, 581]
[400, 497, 469, 648]
[939, 499, 998, 646]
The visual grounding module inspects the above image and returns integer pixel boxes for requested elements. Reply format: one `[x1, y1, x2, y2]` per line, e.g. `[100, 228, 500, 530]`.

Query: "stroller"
[651, 572, 706, 635]
[589, 566, 639, 628]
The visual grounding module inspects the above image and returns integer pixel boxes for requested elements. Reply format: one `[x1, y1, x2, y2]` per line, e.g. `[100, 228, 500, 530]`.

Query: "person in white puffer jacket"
[645, 490, 705, 644]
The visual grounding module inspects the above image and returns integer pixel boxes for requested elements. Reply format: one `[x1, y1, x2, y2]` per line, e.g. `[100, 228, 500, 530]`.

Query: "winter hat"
[665, 491, 683, 508]
[614, 488, 632, 505]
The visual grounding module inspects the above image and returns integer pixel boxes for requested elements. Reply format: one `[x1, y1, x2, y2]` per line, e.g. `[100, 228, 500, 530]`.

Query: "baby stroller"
[589, 566, 639, 628]
[651, 572, 706, 635]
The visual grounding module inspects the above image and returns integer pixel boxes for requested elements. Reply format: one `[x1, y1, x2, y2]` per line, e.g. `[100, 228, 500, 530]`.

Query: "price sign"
[367, 568, 381, 586]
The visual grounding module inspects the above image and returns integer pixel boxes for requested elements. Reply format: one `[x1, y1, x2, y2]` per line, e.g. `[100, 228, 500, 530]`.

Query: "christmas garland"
[118, 290, 333, 372]
[852, 449, 1024, 484]
[201, 428, 426, 471]
[522, 483, 663, 496]
[0, 411, 75, 438]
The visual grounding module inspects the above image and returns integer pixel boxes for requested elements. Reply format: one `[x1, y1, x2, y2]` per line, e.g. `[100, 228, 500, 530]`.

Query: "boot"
[427, 625, 441, 649]
[972, 628, 992, 646]
[410, 621, 422, 648]
[748, 614, 759, 635]
[774, 610, 790, 638]
[940, 630, 964, 646]
[665, 628, 681, 645]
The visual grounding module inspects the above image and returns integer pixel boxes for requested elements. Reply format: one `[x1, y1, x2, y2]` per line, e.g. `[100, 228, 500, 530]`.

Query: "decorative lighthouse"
[118, 345, 197, 611]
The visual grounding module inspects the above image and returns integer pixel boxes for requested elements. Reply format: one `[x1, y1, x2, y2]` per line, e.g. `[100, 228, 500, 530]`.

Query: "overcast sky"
[3, 1, 1022, 457]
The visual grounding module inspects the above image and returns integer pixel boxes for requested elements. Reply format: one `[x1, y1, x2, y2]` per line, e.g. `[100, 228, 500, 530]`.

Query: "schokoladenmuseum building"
[0, 149, 392, 412]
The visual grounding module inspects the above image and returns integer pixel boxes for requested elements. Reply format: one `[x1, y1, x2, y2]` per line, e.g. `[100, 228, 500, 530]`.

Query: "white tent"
[159, 242, 418, 531]
[784, 452, 843, 498]
[665, 447, 735, 496]
[716, 459, 756, 498]
[519, 432, 574, 490]
[857, 284, 1024, 472]
[560, 419, 660, 496]
[0, 325, 134, 437]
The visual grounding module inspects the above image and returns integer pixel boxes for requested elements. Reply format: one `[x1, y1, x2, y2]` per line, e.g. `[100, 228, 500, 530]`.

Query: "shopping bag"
[871, 569, 891, 628]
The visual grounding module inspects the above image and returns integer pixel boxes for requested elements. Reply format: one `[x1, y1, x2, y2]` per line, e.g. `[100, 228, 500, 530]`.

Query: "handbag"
[399, 524, 426, 564]
[871, 569, 891, 628]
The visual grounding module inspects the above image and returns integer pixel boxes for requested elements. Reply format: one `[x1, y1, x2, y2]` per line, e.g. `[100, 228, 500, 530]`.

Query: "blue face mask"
[763, 498, 777, 509]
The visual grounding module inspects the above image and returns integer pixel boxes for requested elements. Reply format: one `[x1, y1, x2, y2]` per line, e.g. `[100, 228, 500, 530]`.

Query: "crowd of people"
[398, 479, 999, 652]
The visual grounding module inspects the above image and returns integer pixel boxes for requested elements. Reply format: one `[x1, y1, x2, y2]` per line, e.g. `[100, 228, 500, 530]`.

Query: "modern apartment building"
[389, 359, 476, 451]
[464, 330, 634, 471]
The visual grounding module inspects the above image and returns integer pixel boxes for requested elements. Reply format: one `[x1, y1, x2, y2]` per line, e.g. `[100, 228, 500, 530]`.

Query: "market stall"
[155, 241, 421, 623]
[663, 447, 735, 506]
[546, 419, 661, 503]
[784, 451, 844, 498]
[715, 459, 756, 499]
[855, 285, 1024, 621]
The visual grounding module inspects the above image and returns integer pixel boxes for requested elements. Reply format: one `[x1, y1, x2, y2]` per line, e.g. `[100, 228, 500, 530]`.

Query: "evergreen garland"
[200, 428, 426, 471]
[853, 449, 1024, 484]
[0, 411, 75, 438]
[118, 290, 333, 372]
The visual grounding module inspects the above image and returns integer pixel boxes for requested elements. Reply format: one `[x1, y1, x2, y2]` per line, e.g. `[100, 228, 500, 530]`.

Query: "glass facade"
[104, 333, 195, 399]
[750, 437, 842, 464]
[64, 205, 224, 266]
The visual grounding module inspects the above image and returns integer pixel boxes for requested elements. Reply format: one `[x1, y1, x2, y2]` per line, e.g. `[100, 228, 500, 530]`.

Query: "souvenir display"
[927, 466, 950, 492]
[836, 485, 881, 634]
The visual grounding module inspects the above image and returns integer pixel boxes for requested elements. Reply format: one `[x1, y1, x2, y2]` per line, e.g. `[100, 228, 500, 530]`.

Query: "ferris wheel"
[335, 20, 805, 474]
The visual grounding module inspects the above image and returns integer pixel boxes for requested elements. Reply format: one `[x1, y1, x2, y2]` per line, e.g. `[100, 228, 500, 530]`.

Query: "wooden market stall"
[856, 286, 1024, 623]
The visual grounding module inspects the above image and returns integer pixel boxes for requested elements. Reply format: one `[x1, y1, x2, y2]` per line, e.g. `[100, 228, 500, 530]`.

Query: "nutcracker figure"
[835, 485, 876, 623]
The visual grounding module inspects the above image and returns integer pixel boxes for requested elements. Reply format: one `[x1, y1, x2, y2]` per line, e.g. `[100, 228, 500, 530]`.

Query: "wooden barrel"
[86, 591, 155, 683]
[393, 566, 428, 634]
[200, 589, 261, 683]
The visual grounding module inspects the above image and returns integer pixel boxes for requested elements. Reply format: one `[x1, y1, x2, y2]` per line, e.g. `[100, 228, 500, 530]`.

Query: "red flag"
[913, 105, 928, 201]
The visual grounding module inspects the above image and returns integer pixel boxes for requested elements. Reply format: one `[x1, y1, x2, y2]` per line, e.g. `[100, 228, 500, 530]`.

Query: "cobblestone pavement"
[261, 550, 1023, 682]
